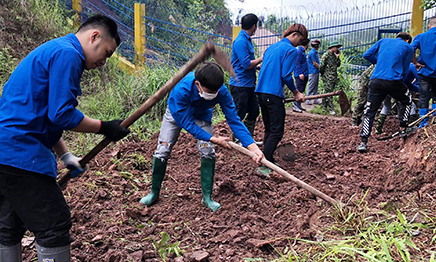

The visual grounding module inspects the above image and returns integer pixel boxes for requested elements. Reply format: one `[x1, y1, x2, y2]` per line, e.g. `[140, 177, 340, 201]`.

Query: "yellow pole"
[134, 3, 146, 65]
[72, 0, 82, 28]
[411, 0, 424, 37]
[232, 26, 241, 42]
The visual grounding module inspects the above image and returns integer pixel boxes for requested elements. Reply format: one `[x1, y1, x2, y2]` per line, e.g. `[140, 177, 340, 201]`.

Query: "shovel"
[58, 43, 235, 189]
[228, 142, 343, 208]
[285, 90, 351, 115]
[376, 108, 436, 141]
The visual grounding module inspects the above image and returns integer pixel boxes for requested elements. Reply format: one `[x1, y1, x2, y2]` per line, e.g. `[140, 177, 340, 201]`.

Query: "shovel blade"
[338, 90, 351, 115]
[276, 143, 296, 162]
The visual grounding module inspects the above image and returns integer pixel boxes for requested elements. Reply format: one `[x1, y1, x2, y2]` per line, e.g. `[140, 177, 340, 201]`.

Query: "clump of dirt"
[18, 111, 435, 261]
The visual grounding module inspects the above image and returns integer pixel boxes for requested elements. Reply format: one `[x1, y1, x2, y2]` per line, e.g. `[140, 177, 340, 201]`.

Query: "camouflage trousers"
[321, 77, 337, 111]
[352, 83, 369, 121]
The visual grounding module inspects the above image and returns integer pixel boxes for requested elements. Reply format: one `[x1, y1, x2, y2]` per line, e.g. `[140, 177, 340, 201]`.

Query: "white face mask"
[198, 84, 218, 100]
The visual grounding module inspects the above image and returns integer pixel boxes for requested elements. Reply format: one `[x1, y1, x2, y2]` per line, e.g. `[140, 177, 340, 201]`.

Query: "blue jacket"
[363, 38, 414, 81]
[168, 72, 254, 147]
[411, 27, 436, 78]
[294, 46, 308, 77]
[307, 48, 320, 74]
[404, 63, 419, 93]
[0, 33, 85, 178]
[255, 38, 297, 98]
[230, 30, 256, 87]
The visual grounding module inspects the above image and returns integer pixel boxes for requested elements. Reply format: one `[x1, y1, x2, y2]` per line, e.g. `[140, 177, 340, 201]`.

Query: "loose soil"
[19, 110, 436, 261]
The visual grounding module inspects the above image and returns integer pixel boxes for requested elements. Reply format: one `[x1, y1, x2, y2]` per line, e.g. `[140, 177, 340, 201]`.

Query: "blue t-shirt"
[168, 72, 254, 147]
[294, 46, 308, 77]
[363, 38, 414, 81]
[0, 33, 85, 178]
[307, 48, 320, 74]
[229, 30, 256, 87]
[255, 38, 297, 98]
[411, 27, 436, 78]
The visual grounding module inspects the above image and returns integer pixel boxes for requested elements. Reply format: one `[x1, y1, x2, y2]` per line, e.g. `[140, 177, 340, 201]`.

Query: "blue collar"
[66, 33, 85, 61]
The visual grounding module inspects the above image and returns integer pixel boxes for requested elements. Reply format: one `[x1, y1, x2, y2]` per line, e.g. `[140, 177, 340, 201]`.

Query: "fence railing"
[65, 0, 434, 74]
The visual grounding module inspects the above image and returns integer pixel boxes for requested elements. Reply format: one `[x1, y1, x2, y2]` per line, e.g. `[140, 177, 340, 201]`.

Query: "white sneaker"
[329, 110, 336, 115]
[255, 141, 263, 146]
[293, 105, 302, 113]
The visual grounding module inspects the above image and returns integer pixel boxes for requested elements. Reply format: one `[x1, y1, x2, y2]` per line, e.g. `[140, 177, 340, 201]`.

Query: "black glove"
[98, 120, 130, 141]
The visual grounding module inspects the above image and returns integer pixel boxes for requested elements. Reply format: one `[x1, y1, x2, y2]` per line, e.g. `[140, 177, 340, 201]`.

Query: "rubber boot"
[432, 104, 436, 116]
[140, 157, 167, 206]
[419, 108, 429, 128]
[0, 243, 22, 262]
[375, 114, 387, 134]
[200, 158, 221, 212]
[36, 243, 70, 262]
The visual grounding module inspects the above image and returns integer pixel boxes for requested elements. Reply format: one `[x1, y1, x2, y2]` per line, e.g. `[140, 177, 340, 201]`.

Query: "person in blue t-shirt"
[357, 32, 414, 153]
[293, 38, 310, 113]
[375, 63, 420, 134]
[140, 62, 264, 212]
[0, 15, 129, 261]
[306, 39, 321, 105]
[230, 13, 263, 142]
[411, 16, 436, 128]
[255, 23, 307, 171]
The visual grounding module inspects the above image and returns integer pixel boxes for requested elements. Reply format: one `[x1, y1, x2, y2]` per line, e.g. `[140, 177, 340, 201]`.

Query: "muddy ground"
[17, 110, 436, 261]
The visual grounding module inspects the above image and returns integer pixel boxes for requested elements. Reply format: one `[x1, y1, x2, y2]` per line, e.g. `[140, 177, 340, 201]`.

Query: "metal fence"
[62, 0, 436, 72]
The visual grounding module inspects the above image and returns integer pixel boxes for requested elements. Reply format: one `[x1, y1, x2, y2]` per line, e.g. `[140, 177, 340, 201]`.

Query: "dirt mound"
[18, 112, 435, 261]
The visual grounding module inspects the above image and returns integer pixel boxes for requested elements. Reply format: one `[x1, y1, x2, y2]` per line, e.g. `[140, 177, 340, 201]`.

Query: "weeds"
[151, 232, 183, 262]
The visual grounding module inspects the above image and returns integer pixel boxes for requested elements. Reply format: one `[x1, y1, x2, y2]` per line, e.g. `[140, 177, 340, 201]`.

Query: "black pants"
[230, 85, 259, 124]
[0, 165, 72, 247]
[418, 74, 436, 109]
[258, 93, 285, 163]
[360, 79, 412, 142]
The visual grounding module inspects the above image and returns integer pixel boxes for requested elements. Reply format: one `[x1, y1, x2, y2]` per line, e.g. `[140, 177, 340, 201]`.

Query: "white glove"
[60, 152, 85, 178]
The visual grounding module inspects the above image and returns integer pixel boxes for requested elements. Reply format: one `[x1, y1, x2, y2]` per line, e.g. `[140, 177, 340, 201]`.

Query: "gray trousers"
[307, 73, 319, 97]
[154, 108, 215, 161]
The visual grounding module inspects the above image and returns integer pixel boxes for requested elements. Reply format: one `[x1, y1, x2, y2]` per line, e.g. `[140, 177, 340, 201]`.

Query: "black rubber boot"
[0, 243, 22, 262]
[375, 114, 387, 134]
[36, 244, 70, 262]
[201, 158, 221, 212]
[140, 157, 167, 206]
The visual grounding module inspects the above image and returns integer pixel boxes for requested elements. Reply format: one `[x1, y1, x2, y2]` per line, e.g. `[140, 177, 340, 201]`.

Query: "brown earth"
[18, 110, 436, 261]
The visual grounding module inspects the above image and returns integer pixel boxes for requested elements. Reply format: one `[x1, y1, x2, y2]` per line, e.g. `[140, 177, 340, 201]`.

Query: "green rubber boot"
[140, 157, 167, 206]
[201, 158, 221, 212]
[375, 114, 387, 134]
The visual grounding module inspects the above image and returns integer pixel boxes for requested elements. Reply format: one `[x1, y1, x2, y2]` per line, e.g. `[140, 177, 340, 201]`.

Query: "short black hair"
[195, 62, 224, 92]
[77, 14, 121, 46]
[241, 13, 259, 30]
[396, 32, 412, 44]
[301, 39, 310, 46]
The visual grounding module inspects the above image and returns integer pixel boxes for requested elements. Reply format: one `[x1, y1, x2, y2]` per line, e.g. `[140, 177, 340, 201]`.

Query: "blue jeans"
[154, 107, 215, 161]
[418, 74, 436, 109]
[307, 73, 319, 97]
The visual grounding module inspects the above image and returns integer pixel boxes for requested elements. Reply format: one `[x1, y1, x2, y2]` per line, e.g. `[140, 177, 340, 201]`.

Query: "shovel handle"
[285, 90, 343, 103]
[227, 142, 343, 208]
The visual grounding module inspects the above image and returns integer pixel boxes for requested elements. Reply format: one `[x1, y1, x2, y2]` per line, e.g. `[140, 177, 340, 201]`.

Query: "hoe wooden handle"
[228, 141, 343, 208]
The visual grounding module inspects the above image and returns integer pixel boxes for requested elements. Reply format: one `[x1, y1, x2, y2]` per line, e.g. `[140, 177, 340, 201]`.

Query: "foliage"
[268, 192, 435, 261]
[422, 0, 436, 10]
[151, 232, 183, 262]
[0, 48, 18, 88]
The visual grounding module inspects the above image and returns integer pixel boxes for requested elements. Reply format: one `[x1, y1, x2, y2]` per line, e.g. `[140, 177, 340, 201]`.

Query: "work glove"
[97, 119, 130, 141]
[60, 152, 86, 178]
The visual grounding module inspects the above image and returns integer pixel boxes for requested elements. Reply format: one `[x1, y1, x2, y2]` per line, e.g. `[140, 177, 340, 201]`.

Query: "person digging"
[139, 62, 264, 212]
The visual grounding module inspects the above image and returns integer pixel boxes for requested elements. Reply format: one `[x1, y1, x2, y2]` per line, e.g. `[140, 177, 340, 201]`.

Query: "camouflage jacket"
[358, 64, 375, 88]
[320, 51, 341, 80]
